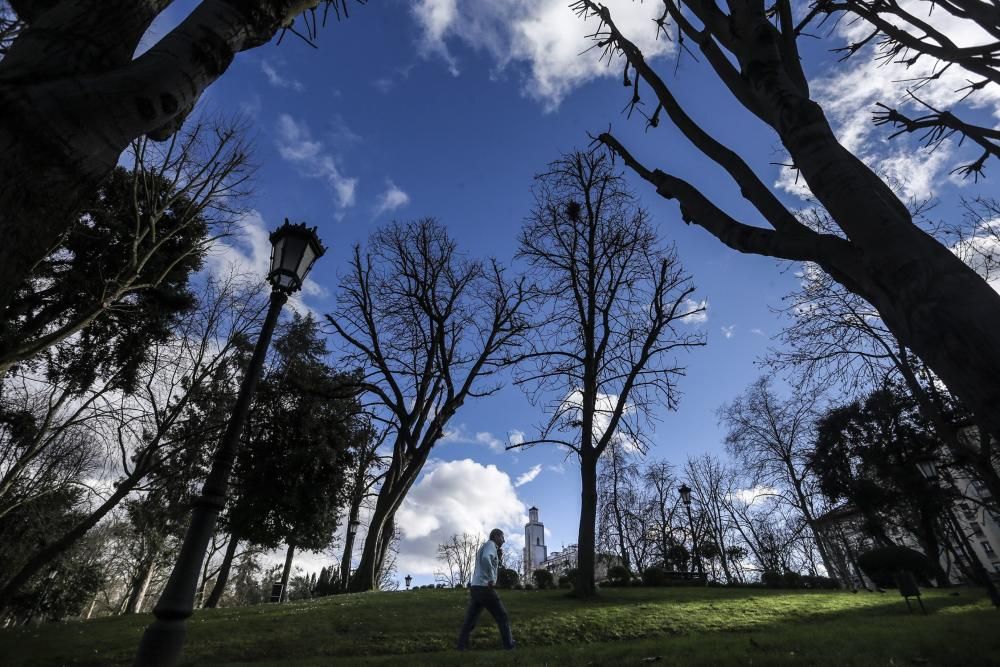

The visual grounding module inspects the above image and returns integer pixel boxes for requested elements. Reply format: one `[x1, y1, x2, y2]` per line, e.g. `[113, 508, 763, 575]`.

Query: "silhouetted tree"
[511, 151, 705, 596]
[327, 219, 528, 592]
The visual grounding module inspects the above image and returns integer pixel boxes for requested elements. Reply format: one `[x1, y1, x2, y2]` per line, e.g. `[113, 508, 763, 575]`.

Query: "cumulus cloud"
[679, 298, 708, 324]
[374, 180, 411, 216]
[260, 60, 304, 92]
[441, 424, 521, 452]
[514, 464, 543, 487]
[410, 0, 674, 110]
[395, 459, 527, 576]
[721, 325, 735, 339]
[275, 114, 357, 208]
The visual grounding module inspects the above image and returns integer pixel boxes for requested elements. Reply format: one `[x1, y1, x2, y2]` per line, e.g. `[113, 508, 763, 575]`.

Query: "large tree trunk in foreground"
[203, 534, 239, 609]
[0, 0, 322, 314]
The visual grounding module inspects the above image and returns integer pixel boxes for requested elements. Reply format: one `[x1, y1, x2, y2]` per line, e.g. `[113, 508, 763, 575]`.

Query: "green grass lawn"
[2, 586, 998, 666]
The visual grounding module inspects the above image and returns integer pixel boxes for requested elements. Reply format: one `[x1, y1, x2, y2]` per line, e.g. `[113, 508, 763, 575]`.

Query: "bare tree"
[597, 443, 653, 573]
[511, 151, 705, 597]
[435, 533, 480, 587]
[684, 454, 740, 584]
[327, 219, 529, 592]
[718, 377, 837, 580]
[0, 0, 359, 313]
[575, 1, 1000, 449]
[642, 461, 686, 569]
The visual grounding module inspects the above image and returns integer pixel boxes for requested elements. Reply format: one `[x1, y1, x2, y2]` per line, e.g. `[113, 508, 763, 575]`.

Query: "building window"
[994, 563, 1000, 573]
[536, 537, 540, 545]
[972, 522, 984, 536]
[982, 541, 995, 555]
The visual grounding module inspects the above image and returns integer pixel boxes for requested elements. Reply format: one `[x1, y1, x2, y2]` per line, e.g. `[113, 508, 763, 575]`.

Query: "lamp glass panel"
[296, 243, 318, 282]
[281, 235, 308, 274]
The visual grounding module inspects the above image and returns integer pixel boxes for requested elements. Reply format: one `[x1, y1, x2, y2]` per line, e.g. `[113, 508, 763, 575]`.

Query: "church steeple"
[523, 506, 547, 579]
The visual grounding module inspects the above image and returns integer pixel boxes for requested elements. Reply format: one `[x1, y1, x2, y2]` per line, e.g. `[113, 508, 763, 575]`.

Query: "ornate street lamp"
[678, 483, 704, 582]
[135, 220, 325, 666]
[405, 574, 412, 590]
[914, 456, 1000, 608]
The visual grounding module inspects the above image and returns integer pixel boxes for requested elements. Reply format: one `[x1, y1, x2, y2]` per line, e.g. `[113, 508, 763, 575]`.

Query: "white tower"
[523, 506, 547, 578]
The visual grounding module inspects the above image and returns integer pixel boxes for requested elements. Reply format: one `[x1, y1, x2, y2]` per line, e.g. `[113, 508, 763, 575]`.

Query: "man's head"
[489, 528, 505, 546]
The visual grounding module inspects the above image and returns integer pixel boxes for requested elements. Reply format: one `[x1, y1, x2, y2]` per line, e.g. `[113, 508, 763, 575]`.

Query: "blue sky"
[154, 1, 1000, 583]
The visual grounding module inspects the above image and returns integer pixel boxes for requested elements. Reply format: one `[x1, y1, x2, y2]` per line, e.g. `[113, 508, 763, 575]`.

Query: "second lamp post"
[135, 221, 325, 666]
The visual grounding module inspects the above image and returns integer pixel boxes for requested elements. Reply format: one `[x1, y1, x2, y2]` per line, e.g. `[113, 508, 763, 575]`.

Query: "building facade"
[814, 461, 1000, 589]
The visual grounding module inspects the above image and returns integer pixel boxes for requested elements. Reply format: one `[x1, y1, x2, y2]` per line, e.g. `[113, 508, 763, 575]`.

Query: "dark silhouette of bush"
[605, 565, 631, 587]
[497, 567, 519, 589]
[858, 546, 935, 587]
[532, 569, 554, 590]
[642, 566, 668, 586]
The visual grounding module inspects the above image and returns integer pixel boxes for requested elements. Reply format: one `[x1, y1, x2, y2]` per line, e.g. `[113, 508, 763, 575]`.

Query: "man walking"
[456, 528, 515, 651]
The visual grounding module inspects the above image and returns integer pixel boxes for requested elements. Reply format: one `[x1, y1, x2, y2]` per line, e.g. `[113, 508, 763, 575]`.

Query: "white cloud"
[731, 485, 777, 507]
[514, 464, 543, 487]
[204, 209, 325, 313]
[441, 424, 520, 452]
[275, 114, 357, 208]
[679, 298, 708, 324]
[260, 60, 304, 92]
[721, 325, 735, 339]
[395, 459, 527, 576]
[410, 0, 674, 110]
[750, 328, 765, 336]
[374, 180, 411, 216]
[776, 2, 1000, 202]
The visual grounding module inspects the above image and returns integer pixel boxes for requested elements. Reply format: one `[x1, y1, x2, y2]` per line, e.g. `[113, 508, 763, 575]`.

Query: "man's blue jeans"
[456, 585, 514, 650]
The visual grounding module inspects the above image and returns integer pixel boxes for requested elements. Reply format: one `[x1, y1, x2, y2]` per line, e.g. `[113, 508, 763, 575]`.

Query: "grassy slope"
[2, 587, 998, 666]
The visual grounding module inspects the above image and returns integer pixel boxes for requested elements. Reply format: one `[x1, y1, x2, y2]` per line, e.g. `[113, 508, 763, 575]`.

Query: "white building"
[523, 506, 547, 580]
[814, 460, 1000, 589]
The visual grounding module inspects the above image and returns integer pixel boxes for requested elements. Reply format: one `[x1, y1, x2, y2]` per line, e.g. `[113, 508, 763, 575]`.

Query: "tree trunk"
[349, 449, 430, 592]
[203, 534, 239, 608]
[915, 510, 951, 588]
[278, 543, 295, 602]
[575, 452, 598, 597]
[339, 498, 361, 592]
[374, 516, 395, 586]
[124, 548, 159, 614]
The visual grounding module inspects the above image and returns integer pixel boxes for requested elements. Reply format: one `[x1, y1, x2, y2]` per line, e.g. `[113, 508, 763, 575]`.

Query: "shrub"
[858, 546, 935, 587]
[631, 577, 643, 587]
[532, 569, 555, 590]
[513, 583, 524, 590]
[642, 566, 668, 587]
[523, 583, 534, 590]
[606, 565, 631, 587]
[497, 567, 520, 589]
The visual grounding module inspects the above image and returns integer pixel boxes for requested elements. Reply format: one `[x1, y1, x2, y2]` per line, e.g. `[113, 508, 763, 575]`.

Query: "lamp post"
[914, 456, 1000, 608]
[679, 483, 704, 582]
[405, 575, 412, 590]
[339, 518, 361, 592]
[135, 221, 325, 666]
